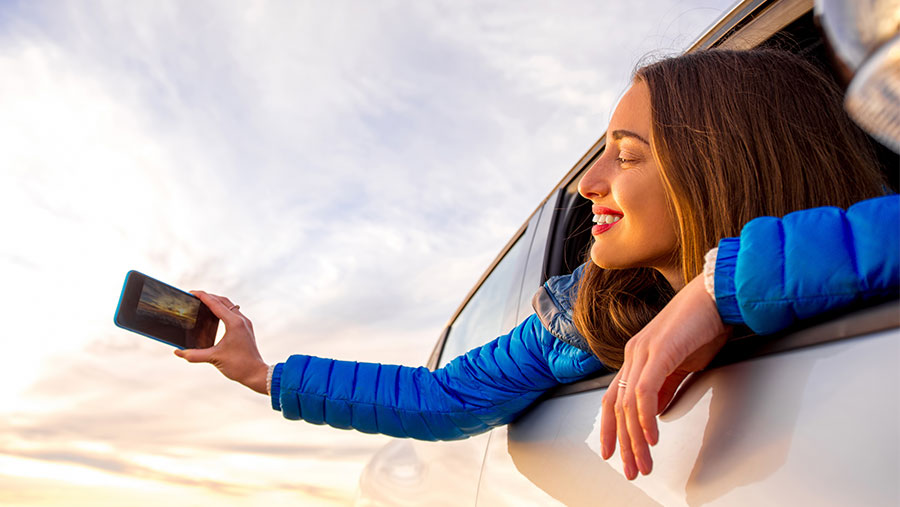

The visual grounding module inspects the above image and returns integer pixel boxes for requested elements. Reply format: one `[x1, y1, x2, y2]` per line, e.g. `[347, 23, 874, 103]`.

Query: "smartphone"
[114, 270, 219, 349]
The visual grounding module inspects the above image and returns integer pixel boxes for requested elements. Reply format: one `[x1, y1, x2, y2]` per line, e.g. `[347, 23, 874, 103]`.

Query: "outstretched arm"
[177, 294, 604, 441]
[270, 314, 602, 440]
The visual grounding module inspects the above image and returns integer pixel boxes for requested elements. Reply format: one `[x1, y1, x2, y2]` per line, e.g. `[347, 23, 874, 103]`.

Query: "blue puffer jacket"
[714, 194, 899, 333]
[270, 195, 899, 440]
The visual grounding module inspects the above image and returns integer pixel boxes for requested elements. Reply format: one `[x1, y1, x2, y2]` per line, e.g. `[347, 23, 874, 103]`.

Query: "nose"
[578, 152, 612, 200]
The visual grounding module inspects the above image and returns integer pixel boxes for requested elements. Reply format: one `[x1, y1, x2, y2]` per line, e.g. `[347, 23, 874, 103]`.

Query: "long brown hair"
[574, 49, 887, 369]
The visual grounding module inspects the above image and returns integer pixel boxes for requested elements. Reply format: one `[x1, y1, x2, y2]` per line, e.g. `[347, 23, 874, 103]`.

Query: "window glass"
[514, 198, 555, 324]
[438, 234, 530, 367]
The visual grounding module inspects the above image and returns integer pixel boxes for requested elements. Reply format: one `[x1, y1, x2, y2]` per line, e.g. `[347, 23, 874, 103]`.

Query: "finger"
[192, 291, 241, 325]
[213, 294, 237, 310]
[219, 299, 253, 331]
[600, 371, 622, 460]
[206, 293, 251, 325]
[206, 293, 238, 312]
[613, 365, 639, 479]
[634, 352, 681, 447]
[624, 396, 652, 476]
[615, 387, 638, 480]
[174, 347, 215, 363]
[633, 364, 665, 448]
[624, 354, 653, 475]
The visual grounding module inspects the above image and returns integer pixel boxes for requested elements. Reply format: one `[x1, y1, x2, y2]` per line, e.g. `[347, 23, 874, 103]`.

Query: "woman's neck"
[659, 267, 686, 291]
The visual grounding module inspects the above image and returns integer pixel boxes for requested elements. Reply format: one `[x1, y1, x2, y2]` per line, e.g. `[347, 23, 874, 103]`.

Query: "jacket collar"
[531, 263, 591, 352]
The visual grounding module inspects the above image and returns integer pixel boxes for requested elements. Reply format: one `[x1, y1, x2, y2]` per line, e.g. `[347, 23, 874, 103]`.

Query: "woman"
[571, 49, 898, 478]
[175, 49, 898, 477]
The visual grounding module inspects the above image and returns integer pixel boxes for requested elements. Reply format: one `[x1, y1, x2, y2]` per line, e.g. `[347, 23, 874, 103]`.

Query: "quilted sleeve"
[269, 313, 604, 441]
[714, 194, 899, 334]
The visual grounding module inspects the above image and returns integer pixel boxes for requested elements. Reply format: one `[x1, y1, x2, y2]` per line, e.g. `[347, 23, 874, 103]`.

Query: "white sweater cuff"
[266, 364, 275, 396]
[703, 247, 718, 302]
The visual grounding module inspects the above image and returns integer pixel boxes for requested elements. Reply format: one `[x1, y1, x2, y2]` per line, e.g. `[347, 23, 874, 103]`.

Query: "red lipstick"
[591, 206, 624, 236]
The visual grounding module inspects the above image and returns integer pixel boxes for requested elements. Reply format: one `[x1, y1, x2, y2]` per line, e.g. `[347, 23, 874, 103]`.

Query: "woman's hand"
[174, 291, 269, 395]
[599, 275, 731, 479]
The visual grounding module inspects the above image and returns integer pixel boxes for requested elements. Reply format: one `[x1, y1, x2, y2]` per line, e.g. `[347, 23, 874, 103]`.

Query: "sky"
[0, 1, 735, 505]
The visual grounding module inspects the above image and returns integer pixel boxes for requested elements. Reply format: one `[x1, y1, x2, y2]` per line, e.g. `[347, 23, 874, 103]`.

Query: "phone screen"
[115, 271, 219, 349]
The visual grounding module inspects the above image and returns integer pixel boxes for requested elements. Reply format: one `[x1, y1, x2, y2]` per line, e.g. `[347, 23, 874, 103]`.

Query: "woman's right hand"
[174, 291, 269, 395]
[598, 275, 730, 479]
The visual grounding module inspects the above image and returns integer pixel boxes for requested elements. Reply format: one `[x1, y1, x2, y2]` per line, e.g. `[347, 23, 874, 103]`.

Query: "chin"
[589, 244, 628, 270]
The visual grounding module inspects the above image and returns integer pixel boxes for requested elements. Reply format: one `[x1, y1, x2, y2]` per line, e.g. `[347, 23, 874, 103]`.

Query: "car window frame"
[426, 211, 541, 370]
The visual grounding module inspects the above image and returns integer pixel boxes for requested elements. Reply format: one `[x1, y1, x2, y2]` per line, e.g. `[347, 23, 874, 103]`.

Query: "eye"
[614, 146, 642, 166]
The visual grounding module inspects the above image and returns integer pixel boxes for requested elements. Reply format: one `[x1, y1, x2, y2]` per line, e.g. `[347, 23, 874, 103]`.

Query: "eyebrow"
[610, 129, 650, 146]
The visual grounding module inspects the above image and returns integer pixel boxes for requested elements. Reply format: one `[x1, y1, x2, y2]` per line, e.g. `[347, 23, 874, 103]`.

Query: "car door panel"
[475, 325, 899, 506]
[355, 433, 492, 506]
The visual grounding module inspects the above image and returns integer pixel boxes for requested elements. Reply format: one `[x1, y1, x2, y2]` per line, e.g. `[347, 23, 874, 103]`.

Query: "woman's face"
[578, 81, 680, 286]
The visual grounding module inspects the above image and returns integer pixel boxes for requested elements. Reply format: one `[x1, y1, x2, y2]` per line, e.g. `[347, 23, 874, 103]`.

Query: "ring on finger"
[228, 304, 240, 311]
[618, 379, 628, 389]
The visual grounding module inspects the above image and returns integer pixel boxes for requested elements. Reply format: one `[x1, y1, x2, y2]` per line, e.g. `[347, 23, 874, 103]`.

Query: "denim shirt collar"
[531, 263, 591, 352]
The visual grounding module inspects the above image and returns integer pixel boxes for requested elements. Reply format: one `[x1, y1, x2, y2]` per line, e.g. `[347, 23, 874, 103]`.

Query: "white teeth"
[593, 214, 622, 224]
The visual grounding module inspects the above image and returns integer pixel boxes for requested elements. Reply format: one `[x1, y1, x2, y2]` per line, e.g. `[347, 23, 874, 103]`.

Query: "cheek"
[638, 172, 676, 232]
[650, 201, 677, 235]
[643, 193, 678, 247]
[619, 173, 679, 255]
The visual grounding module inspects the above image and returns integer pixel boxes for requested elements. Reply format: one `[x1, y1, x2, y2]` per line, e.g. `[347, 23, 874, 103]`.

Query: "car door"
[474, 310, 898, 507]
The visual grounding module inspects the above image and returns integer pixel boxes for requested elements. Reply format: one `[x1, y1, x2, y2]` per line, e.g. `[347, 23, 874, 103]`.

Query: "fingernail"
[639, 457, 652, 475]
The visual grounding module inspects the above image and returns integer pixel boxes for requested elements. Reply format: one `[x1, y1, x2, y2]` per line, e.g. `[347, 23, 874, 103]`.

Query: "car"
[355, 0, 900, 505]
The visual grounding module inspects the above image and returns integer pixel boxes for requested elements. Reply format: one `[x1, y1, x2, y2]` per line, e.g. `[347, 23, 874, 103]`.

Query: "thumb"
[175, 347, 215, 364]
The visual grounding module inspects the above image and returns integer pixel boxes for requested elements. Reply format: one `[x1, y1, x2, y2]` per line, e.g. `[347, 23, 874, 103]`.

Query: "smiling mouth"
[592, 213, 622, 225]
[591, 212, 623, 235]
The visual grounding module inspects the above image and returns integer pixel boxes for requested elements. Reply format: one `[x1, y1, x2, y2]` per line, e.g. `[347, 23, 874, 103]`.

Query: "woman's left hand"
[599, 274, 731, 479]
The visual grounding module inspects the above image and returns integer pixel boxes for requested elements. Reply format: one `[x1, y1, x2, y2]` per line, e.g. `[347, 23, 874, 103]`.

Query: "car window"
[438, 232, 530, 367]
[539, 165, 597, 282]
[514, 196, 556, 323]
